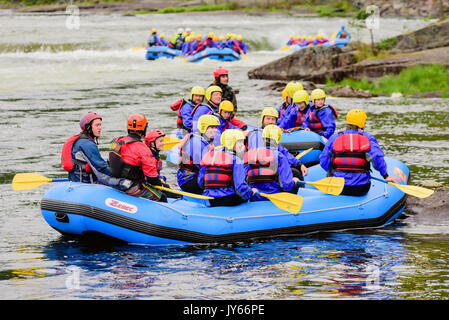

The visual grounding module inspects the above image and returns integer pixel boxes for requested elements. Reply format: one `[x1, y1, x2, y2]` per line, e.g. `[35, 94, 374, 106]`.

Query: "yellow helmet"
[285, 81, 304, 99]
[208, 32, 214, 38]
[220, 129, 245, 150]
[219, 100, 234, 113]
[293, 90, 309, 105]
[262, 125, 283, 144]
[205, 85, 222, 102]
[190, 86, 205, 100]
[310, 88, 326, 102]
[197, 114, 220, 134]
[185, 36, 191, 42]
[151, 28, 157, 34]
[237, 34, 243, 41]
[346, 109, 367, 129]
[160, 33, 165, 38]
[261, 107, 279, 124]
[281, 88, 288, 103]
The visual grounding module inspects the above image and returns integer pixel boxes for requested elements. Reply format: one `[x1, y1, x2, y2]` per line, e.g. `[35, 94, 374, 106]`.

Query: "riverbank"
[2, 0, 448, 17]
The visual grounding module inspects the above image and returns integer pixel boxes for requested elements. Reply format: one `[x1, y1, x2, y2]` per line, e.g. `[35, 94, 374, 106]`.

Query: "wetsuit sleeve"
[319, 134, 337, 172]
[278, 105, 295, 129]
[278, 153, 295, 191]
[197, 166, 205, 189]
[138, 144, 159, 178]
[79, 140, 111, 176]
[366, 133, 388, 177]
[279, 144, 299, 166]
[319, 108, 336, 139]
[180, 103, 193, 130]
[233, 158, 252, 200]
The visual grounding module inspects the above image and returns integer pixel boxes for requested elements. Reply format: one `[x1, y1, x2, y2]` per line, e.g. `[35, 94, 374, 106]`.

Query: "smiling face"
[219, 74, 228, 85]
[262, 115, 277, 128]
[90, 119, 102, 138]
[314, 98, 325, 107]
[211, 91, 222, 105]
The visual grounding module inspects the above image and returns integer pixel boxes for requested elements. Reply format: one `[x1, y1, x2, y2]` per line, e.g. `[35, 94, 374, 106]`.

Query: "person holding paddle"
[177, 114, 220, 195]
[198, 129, 257, 207]
[320, 108, 400, 196]
[109, 114, 168, 202]
[247, 125, 301, 201]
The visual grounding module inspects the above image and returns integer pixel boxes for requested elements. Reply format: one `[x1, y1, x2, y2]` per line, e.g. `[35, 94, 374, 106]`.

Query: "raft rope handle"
[150, 185, 389, 221]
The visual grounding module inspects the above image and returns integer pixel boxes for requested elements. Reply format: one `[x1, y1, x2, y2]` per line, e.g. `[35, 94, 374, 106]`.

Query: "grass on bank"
[325, 64, 449, 98]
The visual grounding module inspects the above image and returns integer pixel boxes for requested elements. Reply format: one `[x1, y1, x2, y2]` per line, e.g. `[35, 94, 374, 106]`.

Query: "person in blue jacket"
[278, 90, 310, 130]
[147, 28, 159, 47]
[177, 114, 220, 195]
[191, 85, 222, 133]
[198, 129, 258, 207]
[336, 25, 351, 39]
[176, 86, 206, 138]
[158, 33, 168, 46]
[320, 109, 400, 196]
[247, 108, 308, 181]
[63, 112, 131, 190]
[302, 88, 337, 140]
[212, 100, 241, 146]
[248, 125, 301, 201]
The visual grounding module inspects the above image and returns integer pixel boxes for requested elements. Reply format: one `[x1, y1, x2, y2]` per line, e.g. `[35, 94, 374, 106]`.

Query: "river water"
[1, 11, 448, 300]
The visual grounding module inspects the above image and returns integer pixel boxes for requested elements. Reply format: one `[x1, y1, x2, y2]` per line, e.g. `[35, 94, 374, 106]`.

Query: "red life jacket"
[108, 136, 144, 180]
[279, 103, 289, 119]
[172, 99, 196, 131]
[200, 149, 234, 189]
[331, 132, 371, 172]
[244, 148, 278, 184]
[61, 134, 92, 173]
[307, 105, 338, 133]
[295, 105, 309, 127]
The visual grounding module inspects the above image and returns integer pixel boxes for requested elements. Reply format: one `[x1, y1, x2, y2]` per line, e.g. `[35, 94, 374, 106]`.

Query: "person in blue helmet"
[198, 129, 258, 207]
[302, 88, 338, 140]
[336, 25, 351, 39]
[320, 109, 400, 196]
[191, 85, 223, 133]
[177, 114, 219, 195]
[247, 125, 301, 201]
[278, 90, 311, 130]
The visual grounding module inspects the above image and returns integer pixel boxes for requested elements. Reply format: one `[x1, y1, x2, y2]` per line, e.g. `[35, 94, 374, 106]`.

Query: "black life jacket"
[108, 136, 144, 181]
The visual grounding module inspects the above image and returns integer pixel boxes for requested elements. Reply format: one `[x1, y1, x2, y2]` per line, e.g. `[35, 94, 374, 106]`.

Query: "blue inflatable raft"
[40, 157, 409, 245]
[166, 129, 325, 167]
[291, 39, 351, 51]
[187, 47, 241, 63]
[145, 46, 181, 60]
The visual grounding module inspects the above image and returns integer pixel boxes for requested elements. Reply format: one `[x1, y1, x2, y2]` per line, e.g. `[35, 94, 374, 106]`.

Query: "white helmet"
[177, 27, 184, 34]
[185, 27, 191, 33]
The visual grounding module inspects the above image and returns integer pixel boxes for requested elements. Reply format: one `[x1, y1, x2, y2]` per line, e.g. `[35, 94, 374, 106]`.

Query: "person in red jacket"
[109, 113, 167, 202]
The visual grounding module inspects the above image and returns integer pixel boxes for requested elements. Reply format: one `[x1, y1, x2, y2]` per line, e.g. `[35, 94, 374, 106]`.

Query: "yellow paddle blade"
[295, 148, 313, 159]
[152, 185, 214, 200]
[281, 45, 290, 51]
[12, 173, 52, 191]
[259, 192, 303, 214]
[306, 177, 345, 196]
[132, 46, 146, 51]
[389, 182, 434, 199]
[162, 136, 182, 150]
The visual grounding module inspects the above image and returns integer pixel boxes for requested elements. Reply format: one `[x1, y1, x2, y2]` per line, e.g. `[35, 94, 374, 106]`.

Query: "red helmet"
[80, 112, 102, 131]
[213, 67, 229, 79]
[145, 129, 165, 147]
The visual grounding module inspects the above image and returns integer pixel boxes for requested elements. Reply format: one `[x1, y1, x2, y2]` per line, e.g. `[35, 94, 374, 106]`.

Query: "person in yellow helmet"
[199, 129, 258, 206]
[278, 81, 303, 123]
[247, 107, 308, 185]
[212, 100, 244, 145]
[302, 88, 338, 140]
[320, 109, 400, 196]
[173, 86, 206, 137]
[147, 28, 159, 47]
[191, 85, 223, 132]
[278, 89, 311, 129]
[246, 125, 301, 201]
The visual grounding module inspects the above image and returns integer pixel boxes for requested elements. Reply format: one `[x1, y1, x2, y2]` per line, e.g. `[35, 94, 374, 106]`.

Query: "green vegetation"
[154, 2, 240, 14]
[326, 64, 449, 98]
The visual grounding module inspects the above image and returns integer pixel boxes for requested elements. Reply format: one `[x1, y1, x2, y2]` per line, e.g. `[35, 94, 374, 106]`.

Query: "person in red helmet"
[62, 112, 111, 184]
[211, 67, 237, 110]
[109, 114, 167, 202]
